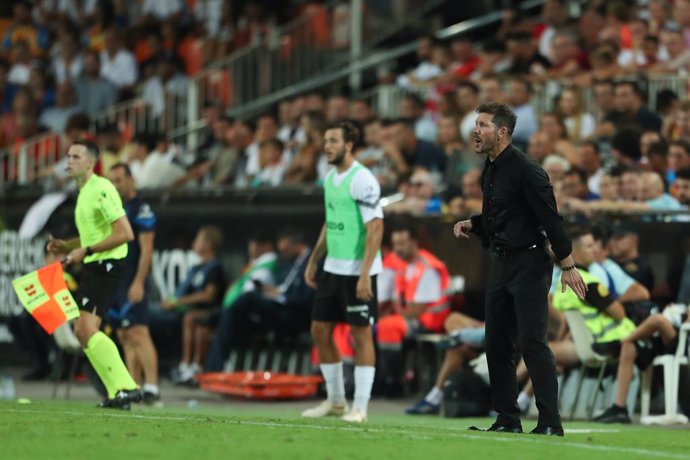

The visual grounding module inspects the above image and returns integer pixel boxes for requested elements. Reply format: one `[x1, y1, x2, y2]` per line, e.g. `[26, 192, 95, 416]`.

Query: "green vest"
[222, 255, 277, 309]
[324, 164, 366, 262]
[554, 269, 635, 342]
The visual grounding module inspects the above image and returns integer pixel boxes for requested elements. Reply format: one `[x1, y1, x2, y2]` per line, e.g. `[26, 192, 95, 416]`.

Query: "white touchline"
[3, 408, 689, 460]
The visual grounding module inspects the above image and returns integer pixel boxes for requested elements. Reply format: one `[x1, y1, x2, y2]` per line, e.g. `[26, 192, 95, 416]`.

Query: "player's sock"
[84, 332, 137, 398]
[424, 386, 444, 405]
[353, 366, 375, 412]
[320, 362, 346, 404]
[143, 383, 159, 395]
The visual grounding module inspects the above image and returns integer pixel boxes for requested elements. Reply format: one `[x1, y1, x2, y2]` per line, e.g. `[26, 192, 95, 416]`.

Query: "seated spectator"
[506, 77, 538, 148]
[0, 60, 18, 114]
[518, 226, 636, 413]
[0, 85, 36, 148]
[478, 75, 505, 104]
[456, 81, 480, 143]
[52, 29, 83, 84]
[39, 83, 81, 134]
[561, 167, 599, 201]
[650, 27, 690, 73]
[349, 98, 373, 124]
[557, 87, 596, 142]
[96, 123, 134, 174]
[668, 140, 690, 181]
[7, 40, 34, 85]
[382, 118, 446, 176]
[2, 1, 49, 58]
[376, 226, 448, 391]
[577, 142, 605, 195]
[252, 139, 287, 187]
[385, 169, 445, 216]
[283, 111, 326, 185]
[396, 35, 443, 88]
[161, 226, 226, 384]
[505, 30, 551, 76]
[447, 36, 480, 80]
[540, 111, 578, 165]
[470, 39, 510, 80]
[440, 115, 482, 189]
[354, 117, 396, 187]
[544, 29, 589, 80]
[74, 50, 118, 116]
[602, 81, 663, 135]
[243, 113, 285, 184]
[398, 94, 437, 144]
[594, 308, 689, 423]
[27, 68, 54, 112]
[598, 170, 622, 201]
[325, 94, 350, 123]
[100, 27, 138, 95]
[608, 224, 655, 292]
[543, 154, 570, 183]
[527, 131, 555, 164]
[675, 167, 690, 206]
[128, 132, 185, 189]
[205, 228, 313, 372]
[278, 96, 307, 152]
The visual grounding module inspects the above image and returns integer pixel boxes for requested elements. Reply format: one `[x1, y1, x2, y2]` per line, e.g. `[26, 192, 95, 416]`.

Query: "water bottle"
[1, 376, 16, 400]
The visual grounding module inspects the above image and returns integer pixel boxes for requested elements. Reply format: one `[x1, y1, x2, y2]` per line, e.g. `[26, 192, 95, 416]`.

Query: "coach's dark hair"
[327, 121, 360, 147]
[110, 162, 133, 177]
[73, 139, 100, 159]
[476, 103, 517, 136]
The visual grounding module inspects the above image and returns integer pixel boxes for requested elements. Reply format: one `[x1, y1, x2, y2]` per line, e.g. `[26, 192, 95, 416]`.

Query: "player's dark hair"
[327, 121, 360, 146]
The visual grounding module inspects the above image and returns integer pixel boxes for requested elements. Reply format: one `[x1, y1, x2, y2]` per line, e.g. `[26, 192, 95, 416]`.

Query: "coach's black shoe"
[530, 426, 564, 436]
[593, 405, 631, 424]
[469, 423, 523, 433]
[591, 340, 622, 358]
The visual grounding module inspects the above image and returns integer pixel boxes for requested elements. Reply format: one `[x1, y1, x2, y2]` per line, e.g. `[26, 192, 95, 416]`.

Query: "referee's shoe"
[98, 389, 143, 411]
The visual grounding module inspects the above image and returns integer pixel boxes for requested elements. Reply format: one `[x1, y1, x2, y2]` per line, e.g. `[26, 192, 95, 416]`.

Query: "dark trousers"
[484, 247, 561, 428]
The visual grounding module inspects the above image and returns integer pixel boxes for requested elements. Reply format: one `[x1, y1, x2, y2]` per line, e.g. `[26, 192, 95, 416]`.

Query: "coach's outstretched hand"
[453, 220, 472, 239]
[561, 268, 588, 300]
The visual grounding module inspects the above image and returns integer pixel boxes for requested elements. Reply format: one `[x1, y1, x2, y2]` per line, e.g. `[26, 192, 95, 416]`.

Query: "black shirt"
[470, 144, 572, 261]
[604, 108, 662, 132]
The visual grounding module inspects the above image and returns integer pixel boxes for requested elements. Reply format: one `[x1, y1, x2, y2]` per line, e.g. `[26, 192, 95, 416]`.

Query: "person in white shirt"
[100, 27, 138, 90]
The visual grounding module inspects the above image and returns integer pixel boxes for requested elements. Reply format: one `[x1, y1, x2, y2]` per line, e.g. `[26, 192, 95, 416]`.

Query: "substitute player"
[108, 163, 160, 404]
[302, 122, 384, 423]
[48, 140, 140, 409]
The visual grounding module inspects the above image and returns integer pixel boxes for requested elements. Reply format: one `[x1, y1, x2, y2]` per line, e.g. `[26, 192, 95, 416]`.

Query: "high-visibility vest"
[554, 268, 635, 342]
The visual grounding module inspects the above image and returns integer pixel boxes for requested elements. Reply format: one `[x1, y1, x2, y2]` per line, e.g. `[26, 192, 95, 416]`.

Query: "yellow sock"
[84, 331, 137, 399]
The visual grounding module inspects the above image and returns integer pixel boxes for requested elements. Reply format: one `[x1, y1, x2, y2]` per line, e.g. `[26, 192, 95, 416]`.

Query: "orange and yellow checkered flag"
[12, 262, 80, 334]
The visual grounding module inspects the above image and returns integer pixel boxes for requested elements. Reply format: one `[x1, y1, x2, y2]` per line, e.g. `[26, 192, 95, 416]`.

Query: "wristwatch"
[85, 246, 94, 256]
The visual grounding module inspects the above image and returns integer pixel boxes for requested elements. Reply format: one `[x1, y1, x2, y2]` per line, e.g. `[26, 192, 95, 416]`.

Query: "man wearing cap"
[608, 224, 655, 292]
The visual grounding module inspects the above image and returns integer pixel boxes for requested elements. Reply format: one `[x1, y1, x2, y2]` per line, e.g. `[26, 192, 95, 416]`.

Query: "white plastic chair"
[640, 322, 690, 425]
[52, 323, 83, 400]
[564, 310, 617, 420]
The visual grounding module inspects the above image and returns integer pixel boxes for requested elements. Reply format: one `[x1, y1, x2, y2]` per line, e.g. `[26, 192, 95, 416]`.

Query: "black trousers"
[484, 247, 561, 428]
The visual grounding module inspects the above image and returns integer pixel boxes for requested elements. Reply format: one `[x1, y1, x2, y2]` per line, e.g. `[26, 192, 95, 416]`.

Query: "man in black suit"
[453, 103, 587, 436]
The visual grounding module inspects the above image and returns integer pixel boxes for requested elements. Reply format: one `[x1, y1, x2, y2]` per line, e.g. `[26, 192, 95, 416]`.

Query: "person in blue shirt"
[108, 163, 160, 404]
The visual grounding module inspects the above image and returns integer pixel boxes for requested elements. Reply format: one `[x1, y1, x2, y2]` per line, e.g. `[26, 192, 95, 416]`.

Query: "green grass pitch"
[1, 400, 689, 460]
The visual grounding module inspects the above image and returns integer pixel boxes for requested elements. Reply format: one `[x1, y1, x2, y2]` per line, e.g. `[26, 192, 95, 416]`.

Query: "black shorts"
[312, 272, 378, 327]
[108, 282, 150, 329]
[73, 259, 126, 318]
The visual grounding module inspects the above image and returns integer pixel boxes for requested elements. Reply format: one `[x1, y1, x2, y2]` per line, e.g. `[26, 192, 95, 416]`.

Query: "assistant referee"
[47, 140, 140, 409]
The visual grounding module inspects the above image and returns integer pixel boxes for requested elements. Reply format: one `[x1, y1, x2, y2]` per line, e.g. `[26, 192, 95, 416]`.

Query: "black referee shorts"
[312, 272, 378, 327]
[73, 259, 126, 318]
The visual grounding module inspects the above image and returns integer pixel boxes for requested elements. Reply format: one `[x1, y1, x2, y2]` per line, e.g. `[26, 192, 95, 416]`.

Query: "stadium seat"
[564, 310, 618, 421]
[51, 323, 82, 400]
[640, 321, 690, 425]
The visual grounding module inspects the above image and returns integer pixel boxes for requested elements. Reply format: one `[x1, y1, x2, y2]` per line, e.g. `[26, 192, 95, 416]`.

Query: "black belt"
[491, 243, 539, 257]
